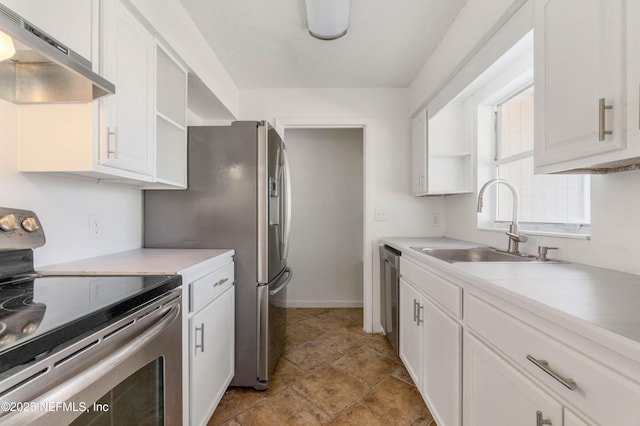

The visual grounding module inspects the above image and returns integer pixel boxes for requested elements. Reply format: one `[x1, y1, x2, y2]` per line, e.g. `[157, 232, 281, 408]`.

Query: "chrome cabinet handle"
[413, 299, 418, 322]
[107, 126, 118, 158]
[416, 303, 424, 326]
[598, 98, 613, 141]
[195, 323, 205, 353]
[527, 355, 576, 390]
[213, 277, 229, 287]
[536, 411, 552, 426]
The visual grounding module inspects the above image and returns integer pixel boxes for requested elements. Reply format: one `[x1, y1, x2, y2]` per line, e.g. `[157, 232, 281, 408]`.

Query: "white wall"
[0, 100, 143, 267]
[240, 88, 445, 331]
[285, 128, 363, 307]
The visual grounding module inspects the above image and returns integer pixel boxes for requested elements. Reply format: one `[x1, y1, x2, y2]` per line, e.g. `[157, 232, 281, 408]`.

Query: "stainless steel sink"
[411, 247, 542, 263]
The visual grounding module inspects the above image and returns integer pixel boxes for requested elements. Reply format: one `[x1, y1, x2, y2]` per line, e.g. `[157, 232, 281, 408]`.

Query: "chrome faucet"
[477, 178, 528, 254]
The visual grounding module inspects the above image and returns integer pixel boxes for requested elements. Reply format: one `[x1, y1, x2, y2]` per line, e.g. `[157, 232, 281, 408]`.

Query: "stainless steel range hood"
[0, 4, 115, 103]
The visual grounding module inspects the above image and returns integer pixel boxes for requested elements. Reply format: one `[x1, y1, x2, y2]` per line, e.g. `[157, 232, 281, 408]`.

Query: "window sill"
[478, 226, 590, 240]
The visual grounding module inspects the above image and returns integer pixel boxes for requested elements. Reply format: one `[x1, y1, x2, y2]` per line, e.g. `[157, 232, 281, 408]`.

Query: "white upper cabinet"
[150, 44, 188, 189]
[411, 103, 473, 196]
[100, 0, 155, 176]
[16, 0, 189, 188]
[534, 0, 633, 173]
[411, 109, 428, 195]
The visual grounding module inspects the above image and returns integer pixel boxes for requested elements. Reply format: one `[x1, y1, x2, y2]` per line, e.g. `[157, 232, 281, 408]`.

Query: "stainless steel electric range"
[0, 207, 183, 425]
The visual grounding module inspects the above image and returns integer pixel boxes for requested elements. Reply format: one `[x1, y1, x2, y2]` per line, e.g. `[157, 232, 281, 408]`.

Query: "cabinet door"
[399, 278, 423, 388]
[534, 0, 626, 172]
[100, 0, 154, 175]
[564, 409, 594, 426]
[422, 299, 461, 426]
[411, 110, 428, 195]
[463, 332, 563, 426]
[190, 285, 235, 426]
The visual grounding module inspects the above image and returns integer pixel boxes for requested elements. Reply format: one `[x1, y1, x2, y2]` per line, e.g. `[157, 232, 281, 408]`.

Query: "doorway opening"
[284, 128, 364, 307]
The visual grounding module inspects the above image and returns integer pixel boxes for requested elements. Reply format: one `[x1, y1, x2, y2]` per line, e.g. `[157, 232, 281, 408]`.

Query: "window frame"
[487, 84, 591, 236]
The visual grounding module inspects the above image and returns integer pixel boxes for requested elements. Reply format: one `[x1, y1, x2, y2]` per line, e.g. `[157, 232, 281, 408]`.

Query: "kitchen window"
[491, 85, 591, 233]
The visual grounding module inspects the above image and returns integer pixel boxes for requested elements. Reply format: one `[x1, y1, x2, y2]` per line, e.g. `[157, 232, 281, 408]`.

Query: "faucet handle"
[506, 231, 528, 243]
[537, 246, 558, 261]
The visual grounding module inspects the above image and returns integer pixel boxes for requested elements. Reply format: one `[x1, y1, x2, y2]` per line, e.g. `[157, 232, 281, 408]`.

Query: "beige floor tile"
[320, 308, 363, 323]
[235, 388, 330, 426]
[295, 307, 332, 317]
[285, 308, 314, 324]
[328, 402, 389, 426]
[285, 321, 325, 346]
[284, 340, 344, 372]
[312, 328, 368, 355]
[209, 308, 431, 426]
[361, 377, 433, 426]
[361, 333, 398, 359]
[262, 358, 307, 397]
[291, 366, 370, 417]
[332, 346, 401, 387]
[207, 388, 267, 425]
[391, 364, 417, 387]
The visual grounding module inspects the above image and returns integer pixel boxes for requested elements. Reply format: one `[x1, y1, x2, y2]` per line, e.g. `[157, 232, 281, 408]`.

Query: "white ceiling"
[180, 0, 467, 89]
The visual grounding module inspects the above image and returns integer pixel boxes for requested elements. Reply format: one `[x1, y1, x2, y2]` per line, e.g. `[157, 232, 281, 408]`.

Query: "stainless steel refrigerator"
[144, 121, 292, 390]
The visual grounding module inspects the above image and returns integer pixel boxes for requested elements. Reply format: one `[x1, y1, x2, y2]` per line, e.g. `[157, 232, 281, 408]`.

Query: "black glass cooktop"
[0, 273, 181, 374]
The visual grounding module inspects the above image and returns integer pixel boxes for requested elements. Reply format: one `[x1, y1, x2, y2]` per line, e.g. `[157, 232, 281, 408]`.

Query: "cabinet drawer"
[400, 257, 461, 318]
[190, 261, 234, 312]
[465, 294, 640, 424]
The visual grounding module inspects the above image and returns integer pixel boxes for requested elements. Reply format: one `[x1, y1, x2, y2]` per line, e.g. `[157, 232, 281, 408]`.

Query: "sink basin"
[411, 247, 541, 263]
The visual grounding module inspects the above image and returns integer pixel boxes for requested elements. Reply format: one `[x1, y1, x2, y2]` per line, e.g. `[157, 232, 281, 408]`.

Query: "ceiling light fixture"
[0, 30, 16, 61]
[305, 0, 350, 41]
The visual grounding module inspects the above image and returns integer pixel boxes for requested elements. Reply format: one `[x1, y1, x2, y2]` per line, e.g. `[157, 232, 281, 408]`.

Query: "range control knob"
[0, 214, 17, 232]
[21, 217, 39, 233]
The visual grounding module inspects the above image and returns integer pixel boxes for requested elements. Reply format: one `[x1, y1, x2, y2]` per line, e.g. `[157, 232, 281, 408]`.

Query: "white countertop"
[39, 248, 235, 285]
[381, 237, 640, 361]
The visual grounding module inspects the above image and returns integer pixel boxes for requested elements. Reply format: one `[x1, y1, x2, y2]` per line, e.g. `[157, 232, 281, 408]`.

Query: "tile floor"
[208, 308, 436, 426]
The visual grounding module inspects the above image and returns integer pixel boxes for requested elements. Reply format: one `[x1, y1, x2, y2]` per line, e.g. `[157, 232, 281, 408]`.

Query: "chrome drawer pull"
[413, 299, 418, 322]
[213, 277, 229, 287]
[536, 411, 552, 426]
[527, 355, 577, 390]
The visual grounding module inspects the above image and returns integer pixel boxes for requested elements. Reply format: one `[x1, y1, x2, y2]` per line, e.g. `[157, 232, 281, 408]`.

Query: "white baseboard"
[284, 300, 364, 308]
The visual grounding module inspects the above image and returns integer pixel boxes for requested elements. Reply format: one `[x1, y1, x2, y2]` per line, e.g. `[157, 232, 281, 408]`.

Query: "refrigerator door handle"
[281, 146, 292, 260]
[269, 267, 292, 296]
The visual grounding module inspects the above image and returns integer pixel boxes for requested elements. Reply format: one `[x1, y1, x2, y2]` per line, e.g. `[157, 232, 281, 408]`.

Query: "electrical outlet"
[432, 213, 441, 227]
[89, 215, 103, 239]
[375, 208, 388, 222]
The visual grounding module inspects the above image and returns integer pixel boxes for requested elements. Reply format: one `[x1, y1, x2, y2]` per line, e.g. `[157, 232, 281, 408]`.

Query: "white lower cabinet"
[185, 256, 235, 426]
[564, 409, 592, 426]
[190, 284, 234, 426]
[422, 298, 461, 426]
[395, 248, 640, 425]
[399, 269, 461, 426]
[399, 278, 423, 387]
[463, 331, 563, 426]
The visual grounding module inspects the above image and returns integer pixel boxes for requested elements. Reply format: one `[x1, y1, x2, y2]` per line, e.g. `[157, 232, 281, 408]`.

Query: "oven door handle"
[0, 301, 181, 426]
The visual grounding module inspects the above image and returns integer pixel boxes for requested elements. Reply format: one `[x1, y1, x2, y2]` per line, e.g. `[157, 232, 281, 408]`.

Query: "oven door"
[0, 290, 182, 426]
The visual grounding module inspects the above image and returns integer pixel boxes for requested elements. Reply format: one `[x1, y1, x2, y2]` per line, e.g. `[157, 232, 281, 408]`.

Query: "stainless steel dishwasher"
[379, 245, 400, 355]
